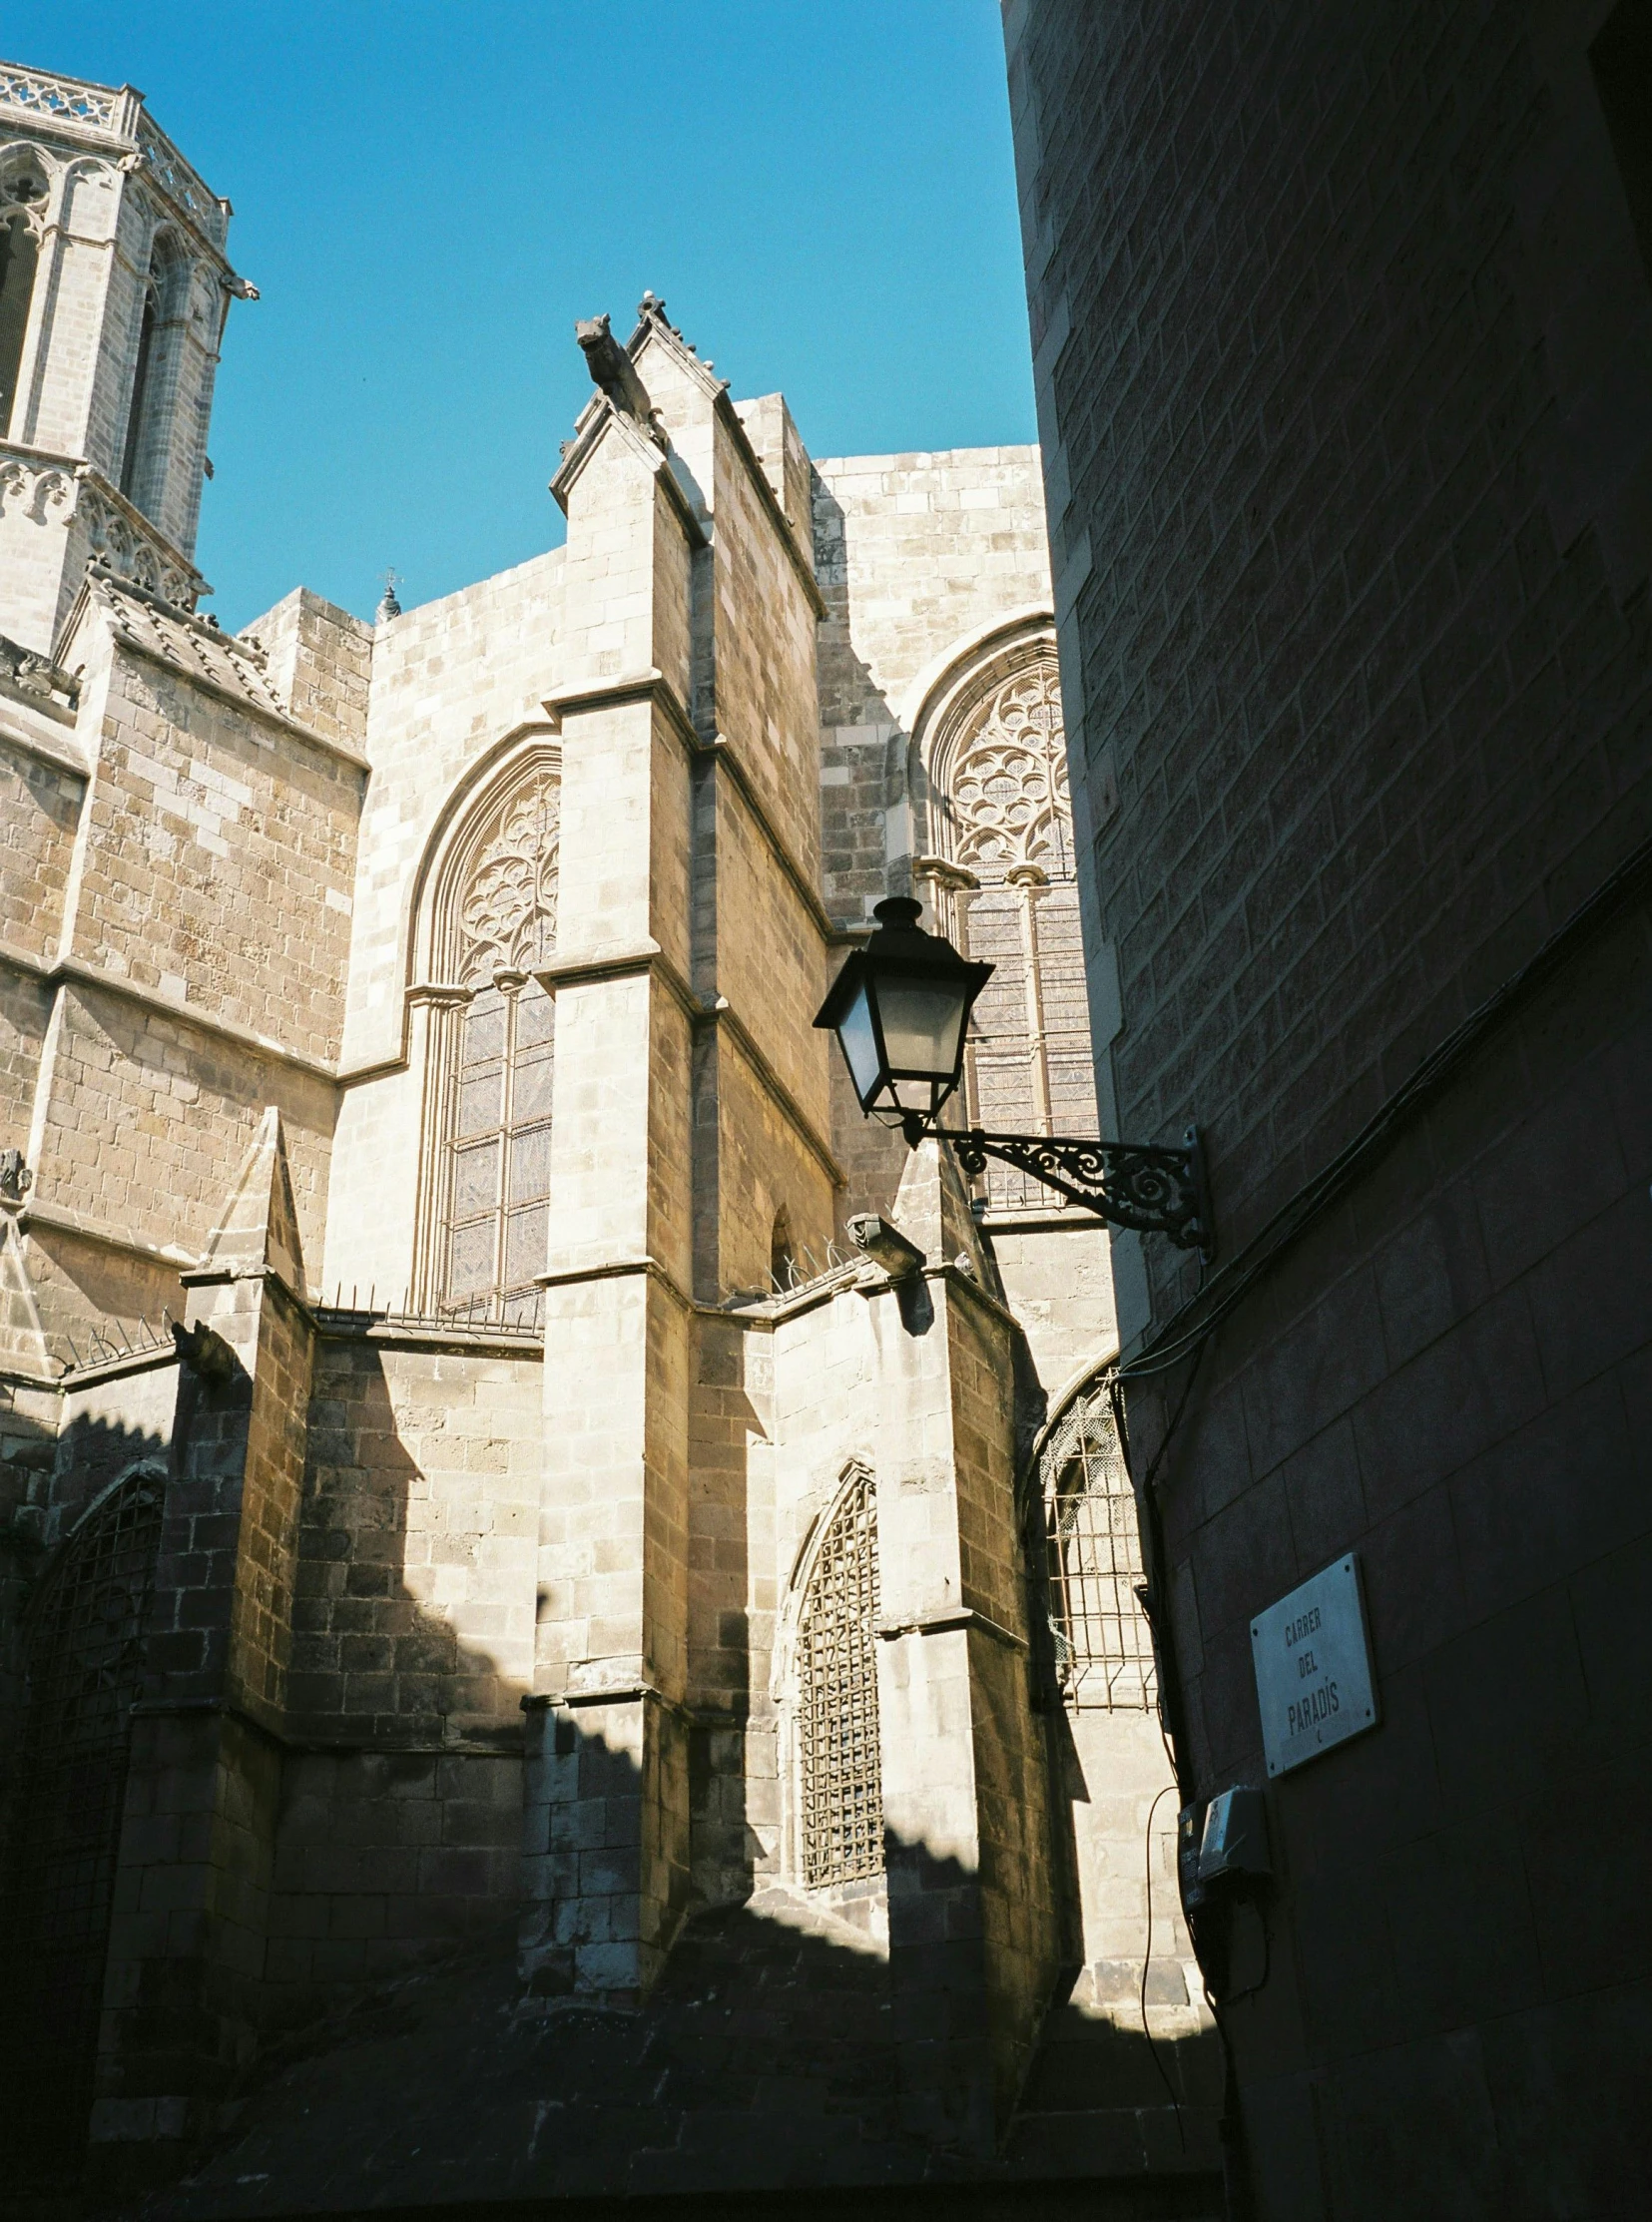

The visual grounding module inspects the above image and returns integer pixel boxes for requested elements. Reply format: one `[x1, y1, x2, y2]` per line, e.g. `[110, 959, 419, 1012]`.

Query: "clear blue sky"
[8, 4, 1035, 631]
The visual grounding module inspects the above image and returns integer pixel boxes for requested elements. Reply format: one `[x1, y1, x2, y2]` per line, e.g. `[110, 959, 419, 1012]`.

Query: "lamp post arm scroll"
[941, 1123, 1211, 1257]
[817, 898, 1214, 1262]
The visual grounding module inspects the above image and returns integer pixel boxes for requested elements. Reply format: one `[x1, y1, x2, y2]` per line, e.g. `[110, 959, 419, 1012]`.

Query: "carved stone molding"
[0, 457, 72, 527]
[0, 66, 120, 132]
[945, 652, 1072, 880]
[73, 475, 205, 609]
[0, 632, 79, 711]
[455, 769, 561, 987]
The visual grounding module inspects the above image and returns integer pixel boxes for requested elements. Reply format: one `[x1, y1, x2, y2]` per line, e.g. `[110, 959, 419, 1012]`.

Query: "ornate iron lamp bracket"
[907, 1119, 1213, 1259]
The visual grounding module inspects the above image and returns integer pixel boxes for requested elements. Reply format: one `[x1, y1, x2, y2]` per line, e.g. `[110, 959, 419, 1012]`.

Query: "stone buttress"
[90, 1111, 310, 2181]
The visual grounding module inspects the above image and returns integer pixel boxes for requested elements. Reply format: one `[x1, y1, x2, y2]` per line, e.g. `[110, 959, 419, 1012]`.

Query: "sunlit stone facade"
[0, 60, 1215, 2211]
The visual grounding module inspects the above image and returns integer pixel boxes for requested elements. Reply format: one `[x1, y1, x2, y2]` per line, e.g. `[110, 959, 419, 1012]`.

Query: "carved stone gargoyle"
[847, 1213, 925, 1284]
[574, 312, 661, 438]
[172, 1318, 236, 1383]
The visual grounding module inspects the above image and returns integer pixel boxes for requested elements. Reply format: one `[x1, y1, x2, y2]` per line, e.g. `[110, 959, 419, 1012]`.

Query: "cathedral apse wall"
[0, 58, 1217, 2210]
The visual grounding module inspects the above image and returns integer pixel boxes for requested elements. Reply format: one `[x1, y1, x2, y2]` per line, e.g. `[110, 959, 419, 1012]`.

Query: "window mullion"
[495, 987, 517, 1312]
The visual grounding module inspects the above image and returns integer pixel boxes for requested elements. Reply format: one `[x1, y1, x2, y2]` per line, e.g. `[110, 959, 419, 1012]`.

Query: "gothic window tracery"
[943, 657, 1072, 878]
[796, 1466, 883, 1889]
[1038, 1388, 1156, 1711]
[924, 641, 1097, 1209]
[417, 759, 561, 1326]
[452, 773, 560, 985]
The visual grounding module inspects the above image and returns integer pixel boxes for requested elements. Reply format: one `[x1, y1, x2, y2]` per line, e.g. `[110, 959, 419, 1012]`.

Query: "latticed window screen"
[798, 1469, 883, 1888]
[1041, 1391, 1158, 1710]
[0, 1472, 163, 2168]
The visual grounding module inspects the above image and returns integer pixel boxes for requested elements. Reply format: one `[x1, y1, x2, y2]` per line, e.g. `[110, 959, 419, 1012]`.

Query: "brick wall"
[243, 589, 373, 757]
[82, 643, 361, 1067]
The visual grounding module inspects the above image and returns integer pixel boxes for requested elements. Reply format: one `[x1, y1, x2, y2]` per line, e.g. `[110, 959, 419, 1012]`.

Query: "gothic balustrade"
[0, 62, 228, 251]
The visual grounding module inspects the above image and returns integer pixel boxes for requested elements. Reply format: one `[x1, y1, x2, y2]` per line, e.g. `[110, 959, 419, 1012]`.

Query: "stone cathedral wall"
[0, 181, 1213, 2180]
[259, 1330, 542, 2025]
[813, 444, 1053, 924]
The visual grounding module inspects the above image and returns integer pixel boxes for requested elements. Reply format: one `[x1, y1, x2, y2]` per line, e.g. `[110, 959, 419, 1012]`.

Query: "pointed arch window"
[1039, 1387, 1156, 1711]
[797, 1466, 883, 1888]
[0, 165, 47, 438]
[118, 236, 188, 521]
[415, 759, 560, 1326]
[921, 640, 1099, 1211]
[119, 277, 158, 501]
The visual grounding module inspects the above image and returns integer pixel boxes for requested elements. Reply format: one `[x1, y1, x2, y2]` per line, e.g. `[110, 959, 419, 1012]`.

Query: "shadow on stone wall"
[130, 1739, 1223, 2222]
[1, 1331, 1223, 2216]
[0, 1404, 171, 1876]
[812, 474, 913, 1232]
[0, 1399, 173, 2205]
[263, 1334, 539, 2030]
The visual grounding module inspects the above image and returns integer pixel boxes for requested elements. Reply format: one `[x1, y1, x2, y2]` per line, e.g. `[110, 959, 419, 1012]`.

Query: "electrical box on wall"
[1196, 1787, 1271, 1887]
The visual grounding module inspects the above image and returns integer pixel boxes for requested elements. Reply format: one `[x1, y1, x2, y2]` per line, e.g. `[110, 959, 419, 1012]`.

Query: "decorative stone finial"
[637, 292, 693, 350]
[375, 566, 402, 623]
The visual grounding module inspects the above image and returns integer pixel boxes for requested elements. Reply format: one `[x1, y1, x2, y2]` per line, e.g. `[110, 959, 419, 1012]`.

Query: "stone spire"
[197, 1105, 305, 1298]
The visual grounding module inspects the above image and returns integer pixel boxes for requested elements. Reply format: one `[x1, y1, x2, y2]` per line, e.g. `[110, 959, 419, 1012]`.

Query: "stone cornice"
[312, 1315, 543, 1361]
[536, 1253, 696, 1316]
[73, 571, 372, 774]
[19, 1194, 196, 1271]
[0, 939, 339, 1082]
[0, 698, 90, 775]
[543, 667, 701, 754]
[109, 624, 369, 772]
[876, 1605, 1028, 1653]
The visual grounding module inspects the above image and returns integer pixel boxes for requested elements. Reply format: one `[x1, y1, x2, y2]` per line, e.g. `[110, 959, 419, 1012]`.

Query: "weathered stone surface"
[0, 59, 1209, 2211]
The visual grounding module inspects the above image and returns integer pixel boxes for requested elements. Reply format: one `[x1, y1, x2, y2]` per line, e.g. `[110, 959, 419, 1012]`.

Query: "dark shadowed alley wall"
[1003, 1, 1652, 2214]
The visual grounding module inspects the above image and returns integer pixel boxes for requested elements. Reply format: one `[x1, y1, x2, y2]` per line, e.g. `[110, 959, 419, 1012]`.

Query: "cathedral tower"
[0, 62, 250, 655]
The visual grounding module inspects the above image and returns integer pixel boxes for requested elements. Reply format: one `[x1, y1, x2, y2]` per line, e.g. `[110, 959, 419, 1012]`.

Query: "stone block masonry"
[1006, 0, 1652, 2212]
[0, 70, 1208, 2203]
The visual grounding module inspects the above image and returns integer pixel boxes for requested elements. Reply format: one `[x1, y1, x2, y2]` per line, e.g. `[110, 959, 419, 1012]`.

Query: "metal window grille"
[0, 1472, 163, 2169]
[1041, 1393, 1158, 1710]
[798, 1470, 883, 1888]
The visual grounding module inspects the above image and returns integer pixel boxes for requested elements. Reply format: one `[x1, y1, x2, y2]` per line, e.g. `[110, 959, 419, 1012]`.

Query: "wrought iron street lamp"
[816, 897, 1212, 1258]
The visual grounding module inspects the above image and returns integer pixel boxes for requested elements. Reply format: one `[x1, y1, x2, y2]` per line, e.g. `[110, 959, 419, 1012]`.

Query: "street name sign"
[1251, 1553, 1377, 1777]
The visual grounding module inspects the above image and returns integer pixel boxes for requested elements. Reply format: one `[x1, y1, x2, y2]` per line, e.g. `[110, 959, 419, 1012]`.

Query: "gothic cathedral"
[0, 60, 1216, 2211]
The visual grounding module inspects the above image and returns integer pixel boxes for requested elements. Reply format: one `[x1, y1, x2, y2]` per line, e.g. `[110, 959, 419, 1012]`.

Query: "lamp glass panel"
[836, 983, 884, 1104]
[876, 979, 967, 1079]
